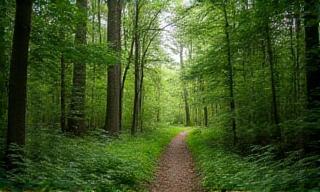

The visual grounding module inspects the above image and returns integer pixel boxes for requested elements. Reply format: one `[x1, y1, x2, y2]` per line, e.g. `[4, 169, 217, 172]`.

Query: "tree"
[180, 45, 191, 126]
[303, 0, 320, 151]
[131, 0, 141, 135]
[5, 0, 33, 169]
[222, 1, 237, 145]
[304, 0, 320, 109]
[67, 0, 88, 135]
[105, 0, 122, 136]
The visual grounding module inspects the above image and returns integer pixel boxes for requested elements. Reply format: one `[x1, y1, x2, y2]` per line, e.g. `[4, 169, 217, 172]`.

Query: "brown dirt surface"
[150, 131, 205, 192]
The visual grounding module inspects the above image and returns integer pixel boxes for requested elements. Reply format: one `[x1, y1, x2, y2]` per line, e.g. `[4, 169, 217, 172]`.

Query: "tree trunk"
[97, 0, 102, 43]
[67, 0, 88, 136]
[180, 45, 191, 127]
[60, 54, 66, 132]
[121, 36, 134, 131]
[223, 3, 237, 145]
[105, 0, 122, 136]
[90, 0, 96, 129]
[5, 0, 33, 170]
[131, 0, 141, 135]
[0, 3, 8, 135]
[204, 106, 208, 127]
[304, 0, 320, 109]
[294, 7, 301, 105]
[303, 0, 320, 152]
[265, 20, 281, 142]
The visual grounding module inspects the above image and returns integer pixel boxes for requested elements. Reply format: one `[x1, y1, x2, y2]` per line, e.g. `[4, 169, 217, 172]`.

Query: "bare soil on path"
[150, 131, 204, 192]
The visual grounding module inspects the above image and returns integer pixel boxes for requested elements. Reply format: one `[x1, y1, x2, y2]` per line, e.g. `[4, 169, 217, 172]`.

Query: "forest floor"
[150, 131, 204, 192]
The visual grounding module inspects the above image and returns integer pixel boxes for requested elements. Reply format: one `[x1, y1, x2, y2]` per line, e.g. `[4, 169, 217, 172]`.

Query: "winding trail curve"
[150, 131, 204, 192]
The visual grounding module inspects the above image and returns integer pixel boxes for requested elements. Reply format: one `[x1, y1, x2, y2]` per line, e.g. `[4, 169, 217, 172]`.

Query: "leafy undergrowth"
[0, 127, 184, 191]
[187, 128, 320, 192]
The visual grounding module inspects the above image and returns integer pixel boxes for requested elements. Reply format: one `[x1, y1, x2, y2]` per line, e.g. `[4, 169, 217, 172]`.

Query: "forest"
[0, 0, 319, 191]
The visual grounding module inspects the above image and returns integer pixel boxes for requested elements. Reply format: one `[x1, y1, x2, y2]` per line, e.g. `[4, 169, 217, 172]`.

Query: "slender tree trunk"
[223, 3, 237, 145]
[67, 0, 88, 136]
[290, 14, 298, 117]
[60, 54, 66, 132]
[131, 0, 140, 135]
[121, 37, 134, 130]
[0, 3, 7, 135]
[105, 0, 122, 136]
[97, 0, 102, 44]
[156, 75, 161, 122]
[204, 106, 208, 127]
[90, 0, 96, 129]
[183, 86, 191, 126]
[265, 21, 281, 141]
[180, 45, 191, 126]
[294, 9, 301, 104]
[5, 0, 33, 170]
[138, 55, 145, 132]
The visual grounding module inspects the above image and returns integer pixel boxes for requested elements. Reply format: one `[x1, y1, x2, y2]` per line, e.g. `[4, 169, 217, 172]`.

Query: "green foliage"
[0, 127, 183, 191]
[187, 128, 320, 192]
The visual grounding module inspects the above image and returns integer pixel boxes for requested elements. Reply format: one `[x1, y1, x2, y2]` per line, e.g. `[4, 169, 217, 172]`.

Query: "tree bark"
[5, 0, 33, 170]
[105, 0, 122, 136]
[67, 0, 88, 136]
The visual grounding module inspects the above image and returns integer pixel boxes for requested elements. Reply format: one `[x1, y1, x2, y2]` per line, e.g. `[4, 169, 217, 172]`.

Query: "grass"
[0, 126, 184, 192]
[187, 128, 320, 192]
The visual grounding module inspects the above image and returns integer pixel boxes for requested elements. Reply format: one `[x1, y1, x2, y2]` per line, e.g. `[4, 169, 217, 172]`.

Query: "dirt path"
[150, 131, 204, 192]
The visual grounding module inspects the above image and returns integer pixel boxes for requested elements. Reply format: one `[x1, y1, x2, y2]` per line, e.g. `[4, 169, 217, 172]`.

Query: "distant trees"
[176, 0, 320, 152]
[6, 0, 33, 169]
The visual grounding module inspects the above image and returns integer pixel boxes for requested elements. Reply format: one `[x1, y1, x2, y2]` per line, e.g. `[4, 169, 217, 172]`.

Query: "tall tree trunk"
[180, 45, 191, 126]
[5, 0, 33, 170]
[304, 0, 320, 109]
[0, 2, 8, 135]
[265, 20, 281, 142]
[290, 14, 298, 117]
[294, 7, 301, 105]
[304, 0, 320, 152]
[223, 2, 237, 145]
[131, 0, 141, 135]
[105, 0, 122, 136]
[67, 0, 88, 136]
[97, 0, 102, 44]
[156, 75, 161, 122]
[121, 36, 134, 131]
[138, 54, 145, 132]
[60, 54, 66, 132]
[90, 0, 96, 129]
